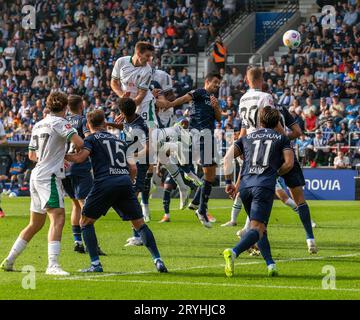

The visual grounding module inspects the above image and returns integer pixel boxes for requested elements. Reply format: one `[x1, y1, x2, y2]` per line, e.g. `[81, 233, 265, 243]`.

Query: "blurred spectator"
[334, 151, 351, 169]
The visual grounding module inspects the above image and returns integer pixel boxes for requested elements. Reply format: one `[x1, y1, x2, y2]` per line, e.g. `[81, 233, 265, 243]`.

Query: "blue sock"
[9, 181, 14, 190]
[141, 172, 153, 205]
[133, 228, 140, 238]
[233, 229, 260, 257]
[199, 180, 212, 216]
[257, 231, 274, 266]
[72, 225, 82, 243]
[163, 189, 171, 214]
[81, 225, 100, 265]
[297, 203, 314, 239]
[137, 224, 160, 261]
[192, 186, 201, 205]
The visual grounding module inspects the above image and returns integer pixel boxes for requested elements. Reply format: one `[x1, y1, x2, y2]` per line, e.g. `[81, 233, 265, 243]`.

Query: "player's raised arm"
[166, 93, 193, 109]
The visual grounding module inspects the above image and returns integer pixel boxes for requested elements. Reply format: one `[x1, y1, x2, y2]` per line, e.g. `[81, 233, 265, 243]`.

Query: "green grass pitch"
[0, 197, 359, 300]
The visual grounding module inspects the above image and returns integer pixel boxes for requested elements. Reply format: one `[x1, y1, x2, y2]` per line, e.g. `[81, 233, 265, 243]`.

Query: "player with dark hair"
[163, 72, 222, 228]
[66, 109, 167, 273]
[223, 106, 294, 277]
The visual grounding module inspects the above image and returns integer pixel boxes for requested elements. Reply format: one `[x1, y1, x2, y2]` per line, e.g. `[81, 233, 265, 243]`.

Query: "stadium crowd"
[0, 0, 237, 142]
[0, 0, 359, 174]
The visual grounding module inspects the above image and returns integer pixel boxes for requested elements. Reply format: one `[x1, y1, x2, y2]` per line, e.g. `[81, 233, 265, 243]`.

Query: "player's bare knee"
[132, 218, 145, 230]
[80, 216, 95, 227]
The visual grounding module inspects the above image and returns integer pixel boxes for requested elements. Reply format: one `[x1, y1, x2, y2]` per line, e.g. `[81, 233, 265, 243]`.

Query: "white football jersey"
[112, 56, 153, 103]
[153, 69, 174, 127]
[29, 115, 77, 180]
[238, 89, 275, 133]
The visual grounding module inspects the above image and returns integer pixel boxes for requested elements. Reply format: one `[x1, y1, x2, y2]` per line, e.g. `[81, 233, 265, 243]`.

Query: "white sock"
[6, 237, 28, 264]
[165, 164, 187, 190]
[244, 216, 251, 232]
[141, 203, 150, 216]
[164, 214, 170, 218]
[48, 241, 61, 267]
[285, 198, 297, 212]
[231, 194, 242, 223]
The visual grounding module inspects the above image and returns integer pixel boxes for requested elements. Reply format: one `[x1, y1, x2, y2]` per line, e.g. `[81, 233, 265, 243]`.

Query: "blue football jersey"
[66, 114, 91, 175]
[188, 88, 216, 132]
[83, 131, 130, 182]
[235, 128, 291, 191]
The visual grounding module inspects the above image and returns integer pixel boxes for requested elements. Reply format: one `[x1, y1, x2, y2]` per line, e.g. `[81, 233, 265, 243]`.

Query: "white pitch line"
[62, 278, 360, 293]
[56, 253, 360, 281]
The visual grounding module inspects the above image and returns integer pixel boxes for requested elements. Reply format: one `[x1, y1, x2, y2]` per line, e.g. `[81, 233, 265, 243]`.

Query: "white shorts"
[138, 98, 158, 128]
[30, 175, 65, 214]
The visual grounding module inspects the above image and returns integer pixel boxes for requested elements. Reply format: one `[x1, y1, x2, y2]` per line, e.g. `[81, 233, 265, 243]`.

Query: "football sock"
[137, 224, 160, 261]
[257, 231, 275, 266]
[244, 215, 251, 232]
[9, 181, 14, 190]
[164, 164, 187, 190]
[141, 172, 153, 205]
[6, 237, 27, 264]
[285, 198, 297, 212]
[199, 180, 212, 216]
[180, 165, 190, 174]
[133, 228, 141, 238]
[163, 189, 171, 214]
[48, 241, 61, 267]
[231, 194, 242, 223]
[72, 225, 82, 244]
[233, 229, 260, 257]
[192, 187, 201, 206]
[82, 225, 100, 265]
[297, 203, 314, 240]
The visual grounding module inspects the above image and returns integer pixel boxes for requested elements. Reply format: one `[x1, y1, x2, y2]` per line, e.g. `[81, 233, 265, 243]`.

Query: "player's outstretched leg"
[276, 186, 317, 228]
[223, 220, 265, 277]
[289, 187, 317, 254]
[70, 199, 85, 254]
[81, 220, 103, 273]
[164, 164, 190, 210]
[160, 188, 171, 223]
[188, 186, 201, 210]
[133, 219, 168, 273]
[257, 231, 278, 277]
[221, 193, 242, 227]
[141, 171, 153, 222]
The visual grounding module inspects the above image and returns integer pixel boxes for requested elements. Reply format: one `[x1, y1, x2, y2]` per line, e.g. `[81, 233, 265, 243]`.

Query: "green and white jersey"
[111, 56, 154, 103]
[29, 115, 77, 180]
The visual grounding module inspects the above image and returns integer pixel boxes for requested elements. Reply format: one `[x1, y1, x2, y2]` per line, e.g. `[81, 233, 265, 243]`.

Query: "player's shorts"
[138, 98, 158, 128]
[134, 163, 149, 193]
[192, 134, 218, 167]
[282, 159, 305, 189]
[275, 177, 286, 191]
[30, 174, 65, 214]
[82, 176, 143, 221]
[240, 186, 274, 225]
[62, 172, 93, 200]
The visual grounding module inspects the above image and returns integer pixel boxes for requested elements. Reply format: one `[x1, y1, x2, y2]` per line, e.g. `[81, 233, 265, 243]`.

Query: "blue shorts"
[282, 160, 305, 189]
[82, 176, 143, 221]
[134, 163, 149, 193]
[62, 173, 93, 200]
[240, 187, 275, 225]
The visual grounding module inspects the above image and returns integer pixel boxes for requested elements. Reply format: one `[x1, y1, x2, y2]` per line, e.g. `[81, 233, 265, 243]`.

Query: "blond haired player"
[0, 92, 84, 275]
